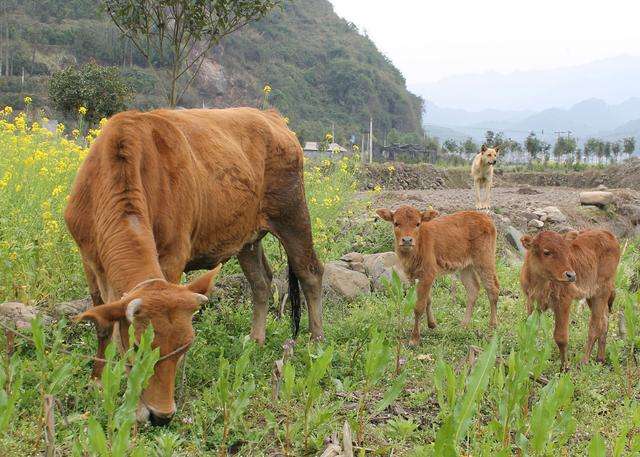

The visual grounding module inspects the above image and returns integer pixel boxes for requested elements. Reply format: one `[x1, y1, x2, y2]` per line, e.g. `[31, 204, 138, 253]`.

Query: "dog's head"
[480, 145, 499, 165]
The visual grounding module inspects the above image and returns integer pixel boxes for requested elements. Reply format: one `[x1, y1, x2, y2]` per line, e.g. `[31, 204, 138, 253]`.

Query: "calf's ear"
[421, 209, 439, 222]
[376, 208, 394, 222]
[564, 231, 579, 242]
[75, 300, 127, 327]
[520, 235, 533, 250]
[187, 264, 222, 296]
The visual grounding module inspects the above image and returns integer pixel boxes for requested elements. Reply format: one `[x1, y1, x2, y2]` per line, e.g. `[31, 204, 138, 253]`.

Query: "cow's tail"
[608, 289, 616, 313]
[288, 261, 301, 338]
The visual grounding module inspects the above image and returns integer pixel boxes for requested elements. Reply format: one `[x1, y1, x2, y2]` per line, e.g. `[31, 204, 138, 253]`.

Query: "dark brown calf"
[520, 230, 620, 369]
[377, 205, 500, 345]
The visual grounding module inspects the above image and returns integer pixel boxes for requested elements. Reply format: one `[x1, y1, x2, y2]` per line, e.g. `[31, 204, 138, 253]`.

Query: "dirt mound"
[360, 162, 470, 190]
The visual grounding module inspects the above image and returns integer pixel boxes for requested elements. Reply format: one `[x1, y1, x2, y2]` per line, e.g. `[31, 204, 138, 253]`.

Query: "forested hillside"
[0, 0, 424, 143]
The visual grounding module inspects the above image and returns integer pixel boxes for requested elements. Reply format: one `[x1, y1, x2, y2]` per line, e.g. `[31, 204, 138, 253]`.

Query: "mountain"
[0, 0, 423, 143]
[414, 56, 640, 112]
[425, 98, 640, 143]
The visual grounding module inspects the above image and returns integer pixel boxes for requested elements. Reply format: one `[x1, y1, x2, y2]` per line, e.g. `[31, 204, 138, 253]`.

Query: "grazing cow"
[520, 230, 620, 370]
[471, 145, 499, 210]
[65, 107, 323, 425]
[376, 205, 500, 345]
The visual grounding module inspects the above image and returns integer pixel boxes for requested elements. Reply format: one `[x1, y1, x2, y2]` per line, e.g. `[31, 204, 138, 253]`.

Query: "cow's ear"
[376, 208, 394, 222]
[564, 231, 579, 242]
[421, 209, 439, 222]
[481, 144, 488, 153]
[187, 264, 222, 296]
[520, 235, 534, 250]
[75, 301, 127, 327]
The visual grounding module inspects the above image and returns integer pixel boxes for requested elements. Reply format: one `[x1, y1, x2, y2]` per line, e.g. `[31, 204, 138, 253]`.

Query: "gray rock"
[619, 204, 640, 224]
[580, 191, 614, 207]
[350, 262, 367, 275]
[528, 219, 544, 229]
[597, 184, 608, 191]
[0, 302, 51, 328]
[505, 226, 526, 256]
[517, 185, 541, 195]
[323, 262, 371, 299]
[55, 297, 92, 318]
[363, 252, 399, 280]
[541, 206, 567, 223]
[372, 265, 410, 291]
[340, 252, 365, 264]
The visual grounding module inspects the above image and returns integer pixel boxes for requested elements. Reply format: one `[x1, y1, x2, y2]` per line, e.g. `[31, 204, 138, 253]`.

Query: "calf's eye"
[416, 222, 420, 227]
[543, 250, 551, 256]
[394, 222, 399, 227]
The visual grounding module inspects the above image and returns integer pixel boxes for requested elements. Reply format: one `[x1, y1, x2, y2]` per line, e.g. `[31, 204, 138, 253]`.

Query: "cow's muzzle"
[563, 271, 577, 283]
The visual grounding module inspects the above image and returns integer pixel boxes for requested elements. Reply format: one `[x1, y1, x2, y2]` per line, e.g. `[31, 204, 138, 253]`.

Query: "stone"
[619, 204, 640, 225]
[323, 261, 371, 299]
[372, 265, 410, 291]
[517, 185, 541, 195]
[527, 219, 544, 229]
[340, 252, 364, 264]
[541, 206, 567, 223]
[597, 184, 608, 190]
[363, 252, 399, 280]
[580, 191, 614, 207]
[0, 301, 51, 328]
[55, 297, 92, 318]
[505, 225, 526, 256]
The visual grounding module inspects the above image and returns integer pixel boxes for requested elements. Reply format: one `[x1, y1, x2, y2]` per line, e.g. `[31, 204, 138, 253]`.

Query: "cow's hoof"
[310, 333, 325, 342]
[250, 333, 266, 346]
[409, 336, 420, 346]
[427, 321, 437, 329]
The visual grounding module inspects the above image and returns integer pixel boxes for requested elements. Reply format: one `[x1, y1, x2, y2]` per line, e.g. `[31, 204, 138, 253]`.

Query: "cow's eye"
[394, 222, 399, 227]
[543, 250, 551, 256]
[416, 222, 420, 227]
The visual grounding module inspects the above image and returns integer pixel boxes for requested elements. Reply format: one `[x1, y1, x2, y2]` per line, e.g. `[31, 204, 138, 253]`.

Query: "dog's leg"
[474, 179, 482, 210]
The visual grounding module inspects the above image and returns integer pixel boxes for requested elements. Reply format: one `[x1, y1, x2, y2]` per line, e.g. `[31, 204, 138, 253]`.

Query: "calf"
[520, 230, 620, 369]
[377, 205, 500, 345]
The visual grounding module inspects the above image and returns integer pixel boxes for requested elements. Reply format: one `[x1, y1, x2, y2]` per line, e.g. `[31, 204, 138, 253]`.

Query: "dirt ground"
[366, 185, 640, 239]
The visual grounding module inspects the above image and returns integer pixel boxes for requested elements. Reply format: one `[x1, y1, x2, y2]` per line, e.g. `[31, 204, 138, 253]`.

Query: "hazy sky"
[329, 0, 640, 89]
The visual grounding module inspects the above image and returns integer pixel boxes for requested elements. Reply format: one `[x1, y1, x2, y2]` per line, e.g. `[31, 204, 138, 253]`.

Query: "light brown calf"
[377, 205, 500, 345]
[520, 230, 620, 370]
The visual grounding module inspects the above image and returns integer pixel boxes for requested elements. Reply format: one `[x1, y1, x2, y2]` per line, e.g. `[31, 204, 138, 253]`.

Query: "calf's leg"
[459, 267, 480, 327]
[477, 268, 499, 328]
[583, 293, 610, 364]
[553, 300, 571, 371]
[410, 276, 435, 345]
[238, 240, 272, 345]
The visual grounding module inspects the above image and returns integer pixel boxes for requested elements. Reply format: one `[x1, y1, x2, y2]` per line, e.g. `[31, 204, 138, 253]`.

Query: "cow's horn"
[126, 298, 143, 322]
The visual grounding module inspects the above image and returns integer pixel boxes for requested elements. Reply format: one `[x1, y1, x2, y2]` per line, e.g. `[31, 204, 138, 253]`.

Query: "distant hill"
[425, 98, 640, 144]
[414, 55, 640, 112]
[0, 0, 424, 143]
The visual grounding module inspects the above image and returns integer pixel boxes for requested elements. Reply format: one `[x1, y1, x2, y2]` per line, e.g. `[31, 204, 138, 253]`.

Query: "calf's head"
[76, 266, 221, 426]
[521, 231, 578, 283]
[480, 144, 499, 165]
[377, 205, 439, 252]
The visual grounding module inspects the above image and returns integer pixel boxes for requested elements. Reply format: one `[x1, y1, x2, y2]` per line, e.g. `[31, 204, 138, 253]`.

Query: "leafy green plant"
[74, 324, 159, 457]
[300, 345, 334, 450]
[386, 417, 418, 443]
[0, 353, 22, 434]
[356, 328, 406, 444]
[212, 341, 256, 457]
[382, 269, 417, 374]
[433, 337, 498, 456]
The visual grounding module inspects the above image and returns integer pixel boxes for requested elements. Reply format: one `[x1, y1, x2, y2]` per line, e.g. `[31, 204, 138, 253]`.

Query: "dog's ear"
[494, 145, 501, 155]
[481, 144, 488, 153]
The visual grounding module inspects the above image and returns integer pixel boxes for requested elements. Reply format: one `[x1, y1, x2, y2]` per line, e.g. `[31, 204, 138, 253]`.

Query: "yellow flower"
[325, 132, 333, 142]
[56, 123, 65, 134]
[283, 117, 289, 124]
[72, 129, 80, 138]
[8, 252, 17, 261]
[99, 118, 108, 128]
[3, 106, 12, 115]
[387, 165, 395, 173]
[352, 144, 360, 152]
[51, 185, 64, 197]
[24, 96, 32, 105]
[78, 106, 88, 116]
[263, 84, 272, 94]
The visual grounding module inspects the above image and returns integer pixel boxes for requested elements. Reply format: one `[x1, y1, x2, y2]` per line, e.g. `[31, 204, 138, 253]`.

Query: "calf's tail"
[288, 261, 301, 338]
[608, 290, 616, 313]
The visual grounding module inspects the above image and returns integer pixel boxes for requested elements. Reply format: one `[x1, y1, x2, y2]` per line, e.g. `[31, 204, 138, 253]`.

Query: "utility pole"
[369, 117, 373, 164]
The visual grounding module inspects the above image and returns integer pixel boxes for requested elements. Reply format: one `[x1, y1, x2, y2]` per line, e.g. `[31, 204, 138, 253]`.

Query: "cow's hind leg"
[270, 210, 324, 340]
[477, 267, 499, 329]
[81, 261, 109, 379]
[237, 240, 272, 345]
[583, 292, 611, 365]
[459, 267, 480, 327]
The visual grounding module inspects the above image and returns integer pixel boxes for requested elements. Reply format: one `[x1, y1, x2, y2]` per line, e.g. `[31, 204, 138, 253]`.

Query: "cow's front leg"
[553, 300, 571, 371]
[410, 275, 435, 346]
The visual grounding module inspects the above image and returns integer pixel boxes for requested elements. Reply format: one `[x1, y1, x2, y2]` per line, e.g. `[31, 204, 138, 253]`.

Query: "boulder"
[517, 185, 541, 195]
[505, 225, 526, 256]
[323, 261, 371, 299]
[541, 206, 567, 223]
[55, 297, 92, 318]
[363, 252, 399, 280]
[372, 265, 410, 291]
[619, 204, 640, 225]
[340, 252, 364, 264]
[527, 219, 544, 229]
[580, 191, 614, 207]
[0, 302, 51, 328]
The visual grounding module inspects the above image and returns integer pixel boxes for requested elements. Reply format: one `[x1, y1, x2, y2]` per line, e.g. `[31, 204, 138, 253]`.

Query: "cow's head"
[76, 266, 221, 426]
[480, 144, 499, 165]
[521, 231, 578, 283]
[377, 205, 439, 253]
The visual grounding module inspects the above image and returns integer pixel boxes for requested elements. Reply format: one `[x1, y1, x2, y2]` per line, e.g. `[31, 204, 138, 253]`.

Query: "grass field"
[1, 106, 639, 456]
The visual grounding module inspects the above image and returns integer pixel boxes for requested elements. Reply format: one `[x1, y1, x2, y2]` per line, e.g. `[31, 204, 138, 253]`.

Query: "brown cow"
[376, 205, 500, 345]
[65, 107, 323, 425]
[520, 230, 620, 370]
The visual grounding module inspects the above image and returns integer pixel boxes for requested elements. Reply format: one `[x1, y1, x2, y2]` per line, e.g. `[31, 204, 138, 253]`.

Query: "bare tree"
[104, 0, 283, 107]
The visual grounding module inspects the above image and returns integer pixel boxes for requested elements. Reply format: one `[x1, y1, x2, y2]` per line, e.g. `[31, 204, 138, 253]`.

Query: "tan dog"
[471, 145, 499, 210]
